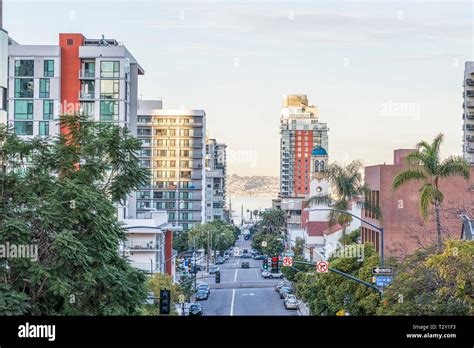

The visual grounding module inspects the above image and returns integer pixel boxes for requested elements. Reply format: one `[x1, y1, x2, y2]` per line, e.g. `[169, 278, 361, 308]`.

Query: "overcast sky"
[4, 0, 474, 176]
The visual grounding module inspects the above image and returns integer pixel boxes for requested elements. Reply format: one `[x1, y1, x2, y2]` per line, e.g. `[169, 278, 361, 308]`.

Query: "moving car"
[253, 254, 265, 260]
[284, 295, 298, 310]
[195, 290, 209, 301]
[262, 271, 284, 279]
[241, 261, 250, 269]
[197, 283, 210, 296]
[275, 281, 291, 292]
[240, 254, 252, 259]
[216, 256, 225, 264]
[209, 265, 220, 274]
[224, 254, 230, 260]
[189, 303, 203, 316]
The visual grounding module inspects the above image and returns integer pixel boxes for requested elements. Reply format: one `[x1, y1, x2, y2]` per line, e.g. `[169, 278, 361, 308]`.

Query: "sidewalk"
[297, 301, 311, 316]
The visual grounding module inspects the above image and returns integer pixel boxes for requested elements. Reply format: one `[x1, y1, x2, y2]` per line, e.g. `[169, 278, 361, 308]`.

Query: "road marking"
[230, 289, 236, 316]
[255, 268, 259, 280]
[234, 268, 238, 282]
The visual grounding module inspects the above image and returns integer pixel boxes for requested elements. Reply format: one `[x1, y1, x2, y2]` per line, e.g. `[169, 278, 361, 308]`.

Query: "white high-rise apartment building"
[0, 0, 8, 125]
[463, 61, 474, 165]
[205, 138, 227, 221]
[135, 100, 206, 230]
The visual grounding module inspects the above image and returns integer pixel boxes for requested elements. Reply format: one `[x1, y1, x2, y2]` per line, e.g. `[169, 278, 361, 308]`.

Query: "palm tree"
[256, 209, 286, 236]
[392, 133, 470, 249]
[307, 160, 380, 243]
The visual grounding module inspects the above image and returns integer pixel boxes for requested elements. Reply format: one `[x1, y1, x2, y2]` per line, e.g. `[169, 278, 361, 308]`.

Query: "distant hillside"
[227, 174, 279, 197]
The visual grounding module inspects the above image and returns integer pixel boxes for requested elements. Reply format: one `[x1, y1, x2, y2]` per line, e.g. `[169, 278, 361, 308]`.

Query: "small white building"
[119, 210, 181, 276]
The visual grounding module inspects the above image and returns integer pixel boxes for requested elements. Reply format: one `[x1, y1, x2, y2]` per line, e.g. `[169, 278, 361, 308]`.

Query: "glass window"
[14, 100, 33, 119]
[0, 87, 5, 111]
[39, 79, 50, 98]
[100, 80, 119, 99]
[43, 100, 54, 120]
[44, 60, 54, 77]
[83, 61, 95, 77]
[80, 102, 95, 116]
[14, 79, 34, 98]
[14, 121, 33, 135]
[80, 81, 95, 99]
[39, 121, 49, 136]
[15, 60, 34, 77]
[100, 61, 120, 78]
[100, 101, 119, 121]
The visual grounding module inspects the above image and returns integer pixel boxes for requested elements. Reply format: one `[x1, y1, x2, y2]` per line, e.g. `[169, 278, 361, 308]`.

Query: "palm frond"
[392, 169, 427, 191]
[307, 194, 332, 206]
[419, 183, 443, 221]
[438, 156, 470, 180]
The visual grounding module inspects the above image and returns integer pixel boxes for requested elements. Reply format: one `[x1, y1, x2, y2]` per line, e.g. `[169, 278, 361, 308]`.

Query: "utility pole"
[193, 236, 196, 291]
[207, 228, 210, 272]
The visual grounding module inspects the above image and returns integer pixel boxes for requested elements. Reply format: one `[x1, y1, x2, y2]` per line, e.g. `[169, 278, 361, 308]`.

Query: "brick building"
[362, 149, 474, 259]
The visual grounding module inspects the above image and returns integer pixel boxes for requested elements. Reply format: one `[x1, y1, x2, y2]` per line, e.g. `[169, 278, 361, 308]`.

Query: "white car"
[284, 295, 298, 310]
[262, 271, 284, 279]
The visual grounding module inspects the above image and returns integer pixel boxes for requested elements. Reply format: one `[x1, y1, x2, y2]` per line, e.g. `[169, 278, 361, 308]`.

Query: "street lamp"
[306, 208, 385, 266]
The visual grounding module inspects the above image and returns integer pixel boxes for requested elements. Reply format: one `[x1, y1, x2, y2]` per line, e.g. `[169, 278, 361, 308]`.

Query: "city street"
[197, 235, 299, 316]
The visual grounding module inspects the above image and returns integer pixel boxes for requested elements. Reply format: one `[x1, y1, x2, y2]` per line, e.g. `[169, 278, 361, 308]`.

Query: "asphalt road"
[197, 235, 299, 316]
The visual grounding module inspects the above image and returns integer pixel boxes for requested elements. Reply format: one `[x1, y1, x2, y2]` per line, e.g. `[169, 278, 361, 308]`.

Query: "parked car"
[253, 254, 265, 260]
[189, 303, 203, 316]
[284, 295, 298, 310]
[195, 290, 209, 301]
[224, 254, 230, 260]
[241, 261, 250, 269]
[262, 271, 284, 279]
[216, 257, 225, 264]
[279, 286, 293, 299]
[209, 265, 220, 274]
[240, 254, 252, 259]
[275, 281, 291, 292]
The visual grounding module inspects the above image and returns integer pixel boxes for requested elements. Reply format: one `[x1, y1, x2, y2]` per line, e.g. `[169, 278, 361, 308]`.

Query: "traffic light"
[215, 271, 221, 283]
[262, 258, 268, 270]
[159, 289, 171, 315]
[271, 257, 279, 272]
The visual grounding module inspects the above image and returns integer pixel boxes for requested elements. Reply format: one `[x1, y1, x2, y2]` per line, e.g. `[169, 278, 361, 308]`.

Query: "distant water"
[228, 196, 274, 226]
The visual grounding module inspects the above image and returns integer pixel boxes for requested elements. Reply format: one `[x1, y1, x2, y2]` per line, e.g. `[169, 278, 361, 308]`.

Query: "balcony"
[123, 241, 160, 251]
[466, 101, 474, 108]
[466, 135, 474, 142]
[466, 112, 474, 120]
[79, 70, 95, 79]
[466, 79, 474, 87]
[467, 147, 474, 153]
[466, 90, 474, 98]
[79, 91, 95, 100]
[466, 124, 474, 131]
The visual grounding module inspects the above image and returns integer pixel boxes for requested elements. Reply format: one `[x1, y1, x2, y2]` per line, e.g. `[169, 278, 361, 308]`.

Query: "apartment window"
[100, 80, 119, 99]
[15, 60, 34, 77]
[83, 61, 95, 77]
[80, 80, 95, 99]
[100, 61, 120, 78]
[0, 87, 5, 111]
[44, 60, 54, 77]
[39, 121, 49, 136]
[39, 79, 50, 98]
[14, 121, 33, 135]
[80, 102, 94, 117]
[14, 79, 33, 98]
[43, 100, 54, 120]
[100, 101, 119, 121]
[67, 39, 74, 46]
[14, 100, 33, 119]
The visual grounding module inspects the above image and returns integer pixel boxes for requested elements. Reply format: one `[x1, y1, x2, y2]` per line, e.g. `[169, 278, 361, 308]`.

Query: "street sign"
[178, 294, 185, 304]
[261, 241, 267, 247]
[316, 261, 329, 273]
[183, 259, 189, 268]
[373, 275, 393, 287]
[372, 266, 394, 275]
[282, 256, 293, 267]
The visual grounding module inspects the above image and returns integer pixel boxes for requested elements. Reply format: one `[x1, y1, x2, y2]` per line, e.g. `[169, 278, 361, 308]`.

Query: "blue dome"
[311, 146, 328, 156]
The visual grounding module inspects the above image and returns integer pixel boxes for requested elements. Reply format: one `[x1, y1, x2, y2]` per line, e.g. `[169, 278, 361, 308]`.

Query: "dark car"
[240, 254, 252, 259]
[196, 290, 209, 301]
[241, 261, 250, 269]
[279, 286, 293, 299]
[189, 303, 203, 316]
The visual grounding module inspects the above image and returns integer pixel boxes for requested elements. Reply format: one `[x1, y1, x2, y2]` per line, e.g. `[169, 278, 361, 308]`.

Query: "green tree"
[392, 134, 470, 249]
[378, 240, 473, 315]
[251, 232, 284, 256]
[172, 230, 190, 254]
[255, 209, 286, 235]
[143, 273, 183, 316]
[281, 256, 313, 282]
[188, 221, 236, 260]
[308, 161, 380, 243]
[0, 115, 149, 315]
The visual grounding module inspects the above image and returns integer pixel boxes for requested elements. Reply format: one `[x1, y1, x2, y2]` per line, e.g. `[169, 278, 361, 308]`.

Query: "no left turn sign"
[282, 256, 293, 267]
[316, 261, 329, 273]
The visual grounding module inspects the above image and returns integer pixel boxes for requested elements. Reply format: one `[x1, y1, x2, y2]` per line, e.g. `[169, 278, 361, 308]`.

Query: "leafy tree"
[308, 161, 380, 243]
[378, 240, 473, 315]
[172, 230, 190, 254]
[251, 232, 284, 256]
[143, 273, 183, 316]
[392, 134, 470, 249]
[256, 209, 286, 235]
[292, 238, 305, 257]
[0, 115, 149, 315]
[281, 256, 313, 282]
[339, 228, 360, 246]
[188, 221, 236, 260]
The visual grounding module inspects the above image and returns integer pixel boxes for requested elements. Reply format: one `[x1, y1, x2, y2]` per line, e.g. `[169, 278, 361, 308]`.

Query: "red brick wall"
[363, 164, 474, 259]
[164, 231, 173, 275]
